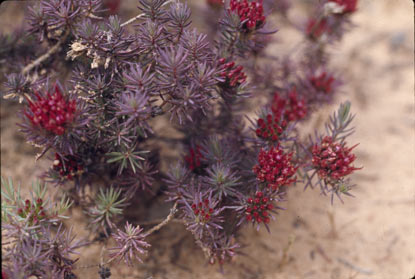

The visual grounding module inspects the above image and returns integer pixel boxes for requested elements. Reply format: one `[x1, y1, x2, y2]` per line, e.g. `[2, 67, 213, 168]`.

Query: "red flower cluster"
[25, 87, 76, 135]
[253, 145, 297, 191]
[17, 198, 46, 225]
[245, 191, 272, 224]
[53, 153, 84, 180]
[218, 58, 247, 88]
[230, 0, 266, 32]
[312, 136, 359, 181]
[272, 88, 307, 122]
[255, 113, 287, 141]
[191, 199, 214, 223]
[310, 72, 335, 94]
[328, 0, 357, 14]
[184, 145, 204, 171]
[306, 18, 329, 40]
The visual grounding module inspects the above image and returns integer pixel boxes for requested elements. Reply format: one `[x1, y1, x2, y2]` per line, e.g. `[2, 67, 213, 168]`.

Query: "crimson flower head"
[24, 86, 76, 135]
[272, 87, 307, 122]
[245, 191, 273, 225]
[255, 113, 287, 141]
[310, 71, 335, 94]
[181, 190, 223, 239]
[184, 145, 204, 172]
[218, 58, 247, 88]
[312, 136, 360, 181]
[253, 145, 297, 191]
[230, 0, 266, 32]
[328, 0, 358, 14]
[17, 198, 47, 226]
[53, 153, 84, 181]
[191, 199, 214, 224]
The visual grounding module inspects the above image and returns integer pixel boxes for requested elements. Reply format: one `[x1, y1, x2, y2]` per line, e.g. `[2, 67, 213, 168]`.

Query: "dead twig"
[120, 13, 145, 28]
[138, 217, 184, 226]
[278, 234, 296, 270]
[376, 235, 399, 262]
[35, 145, 51, 161]
[337, 257, 373, 275]
[142, 200, 179, 237]
[22, 29, 70, 75]
[76, 200, 181, 268]
[327, 210, 338, 238]
[102, 201, 179, 265]
[87, 13, 103, 20]
[315, 245, 332, 263]
[120, 0, 174, 28]
[100, 244, 106, 265]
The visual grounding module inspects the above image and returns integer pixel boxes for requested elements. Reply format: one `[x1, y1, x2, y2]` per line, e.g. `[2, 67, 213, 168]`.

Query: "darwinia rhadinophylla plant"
[1, 0, 361, 277]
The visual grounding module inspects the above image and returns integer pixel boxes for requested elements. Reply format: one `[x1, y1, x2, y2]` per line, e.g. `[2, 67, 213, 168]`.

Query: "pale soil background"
[1, 0, 414, 278]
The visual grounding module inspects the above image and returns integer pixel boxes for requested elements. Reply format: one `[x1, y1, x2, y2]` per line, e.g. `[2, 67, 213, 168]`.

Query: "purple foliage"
[1, 0, 362, 275]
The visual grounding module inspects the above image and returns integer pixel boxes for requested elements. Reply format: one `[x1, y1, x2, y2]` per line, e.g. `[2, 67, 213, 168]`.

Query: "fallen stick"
[337, 257, 373, 275]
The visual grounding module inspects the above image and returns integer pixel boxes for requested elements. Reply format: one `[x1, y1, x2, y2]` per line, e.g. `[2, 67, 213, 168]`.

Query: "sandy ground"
[1, 0, 414, 278]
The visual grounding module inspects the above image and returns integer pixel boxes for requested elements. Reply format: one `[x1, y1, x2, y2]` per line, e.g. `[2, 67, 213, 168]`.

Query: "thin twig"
[138, 217, 184, 226]
[315, 245, 332, 263]
[278, 234, 296, 270]
[142, 200, 179, 237]
[74, 244, 108, 270]
[327, 210, 338, 238]
[22, 0, 172, 75]
[35, 145, 51, 162]
[100, 244, 107, 265]
[73, 263, 100, 270]
[101, 201, 180, 266]
[87, 13, 104, 20]
[195, 238, 212, 259]
[376, 235, 399, 262]
[120, 14, 145, 28]
[21, 29, 70, 75]
[1, 239, 18, 246]
[337, 258, 373, 275]
[120, 0, 175, 28]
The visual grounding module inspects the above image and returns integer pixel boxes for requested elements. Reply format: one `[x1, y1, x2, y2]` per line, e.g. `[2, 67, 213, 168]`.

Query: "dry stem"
[337, 257, 373, 275]
[120, 0, 174, 28]
[102, 201, 179, 266]
[278, 234, 296, 270]
[21, 1, 174, 75]
[138, 217, 184, 226]
[120, 14, 145, 28]
[142, 200, 179, 237]
[21, 29, 70, 75]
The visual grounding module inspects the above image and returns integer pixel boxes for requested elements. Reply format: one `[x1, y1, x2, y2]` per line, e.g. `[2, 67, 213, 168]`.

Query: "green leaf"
[106, 147, 149, 175]
[338, 101, 351, 124]
[56, 194, 73, 218]
[92, 187, 127, 228]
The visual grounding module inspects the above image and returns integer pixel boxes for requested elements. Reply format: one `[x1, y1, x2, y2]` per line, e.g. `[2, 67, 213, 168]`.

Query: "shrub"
[1, 0, 361, 277]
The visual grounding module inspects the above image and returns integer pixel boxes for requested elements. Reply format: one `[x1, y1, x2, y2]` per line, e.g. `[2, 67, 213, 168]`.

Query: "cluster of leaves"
[1, 0, 362, 276]
[1, 177, 83, 279]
